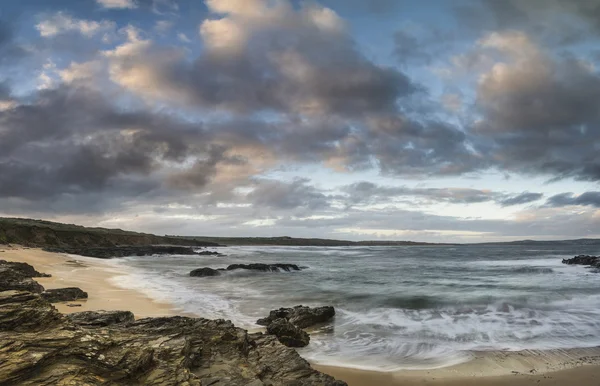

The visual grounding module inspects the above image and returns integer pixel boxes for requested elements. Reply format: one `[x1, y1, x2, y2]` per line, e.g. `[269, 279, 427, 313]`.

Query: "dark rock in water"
[190, 267, 221, 277]
[190, 263, 303, 277]
[257, 305, 336, 329]
[41, 287, 88, 302]
[66, 303, 82, 307]
[197, 251, 225, 256]
[226, 263, 301, 272]
[266, 318, 310, 347]
[0, 259, 49, 293]
[44, 245, 216, 259]
[562, 255, 600, 268]
[67, 310, 135, 327]
[0, 256, 346, 386]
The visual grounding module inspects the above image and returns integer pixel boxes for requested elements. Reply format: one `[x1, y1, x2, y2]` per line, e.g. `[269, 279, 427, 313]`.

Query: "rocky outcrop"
[0, 261, 347, 386]
[0, 259, 49, 293]
[41, 287, 88, 302]
[190, 267, 222, 277]
[190, 263, 303, 277]
[67, 310, 135, 327]
[562, 255, 600, 268]
[266, 318, 310, 347]
[44, 245, 222, 259]
[226, 263, 301, 272]
[257, 305, 336, 329]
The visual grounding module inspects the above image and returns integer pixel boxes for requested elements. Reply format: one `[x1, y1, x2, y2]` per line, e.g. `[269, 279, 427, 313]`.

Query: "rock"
[226, 263, 302, 272]
[66, 303, 82, 307]
[41, 287, 88, 302]
[562, 255, 600, 268]
[266, 318, 310, 347]
[257, 305, 336, 329]
[190, 267, 221, 277]
[43, 245, 219, 259]
[67, 310, 135, 327]
[0, 259, 49, 293]
[0, 257, 347, 386]
[191, 263, 303, 277]
[197, 251, 225, 256]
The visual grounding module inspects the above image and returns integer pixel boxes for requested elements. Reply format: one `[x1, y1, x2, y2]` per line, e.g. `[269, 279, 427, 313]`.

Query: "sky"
[0, 0, 599, 242]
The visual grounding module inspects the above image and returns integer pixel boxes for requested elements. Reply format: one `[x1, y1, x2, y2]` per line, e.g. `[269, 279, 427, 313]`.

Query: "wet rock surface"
[190, 267, 222, 277]
[257, 305, 336, 329]
[190, 263, 303, 277]
[44, 245, 223, 259]
[562, 255, 600, 268]
[0, 260, 347, 386]
[266, 318, 310, 347]
[41, 287, 88, 302]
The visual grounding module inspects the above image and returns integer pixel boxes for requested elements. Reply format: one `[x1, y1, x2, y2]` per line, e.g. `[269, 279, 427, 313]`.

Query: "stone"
[257, 305, 335, 329]
[562, 255, 600, 268]
[43, 245, 222, 259]
[67, 310, 135, 327]
[266, 318, 310, 347]
[226, 263, 301, 272]
[190, 267, 221, 277]
[41, 287, 88, 302]
[0, 259, 49, 293]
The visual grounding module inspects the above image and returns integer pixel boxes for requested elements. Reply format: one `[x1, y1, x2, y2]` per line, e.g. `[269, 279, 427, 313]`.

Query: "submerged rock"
[41, 287, 88, 302]
[562, 255, 600, 268]
[257, 305, 336, 329]
[190, 267, 221, 277]
[190, 263, 303, 277]
[0, 259, 347, 386]
[266, 318, 310, 347]
[226, 263, 301, 272]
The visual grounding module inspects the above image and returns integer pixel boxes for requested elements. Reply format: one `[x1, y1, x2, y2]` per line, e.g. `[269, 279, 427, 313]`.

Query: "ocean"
[106, 244, 600, 371]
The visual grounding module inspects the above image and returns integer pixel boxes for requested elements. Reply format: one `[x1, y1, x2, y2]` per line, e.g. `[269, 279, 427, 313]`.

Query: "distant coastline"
[3, 217, 600, 248]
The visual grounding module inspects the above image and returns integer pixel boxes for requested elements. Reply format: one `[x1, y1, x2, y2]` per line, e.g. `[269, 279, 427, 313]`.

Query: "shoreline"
[2, 245, 600, 386]
[0, 245, 178, 318]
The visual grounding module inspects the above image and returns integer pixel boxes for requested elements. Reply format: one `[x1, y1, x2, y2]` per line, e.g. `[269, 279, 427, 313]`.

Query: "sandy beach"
[2, 245, 600, 386]
[0, 245, 177, 318]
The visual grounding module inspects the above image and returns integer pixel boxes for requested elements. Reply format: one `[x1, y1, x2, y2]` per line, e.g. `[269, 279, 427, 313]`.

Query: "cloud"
[104, 0, 414, 117]
[498, 192, 544, 207]
[247, 178, 330, 210]
[546, 192, 600, 208]
[472, 30, 600, 182]
[340, 182, 543, 207]
[36, 12, 117, 38]
[96, 0, 138, 9]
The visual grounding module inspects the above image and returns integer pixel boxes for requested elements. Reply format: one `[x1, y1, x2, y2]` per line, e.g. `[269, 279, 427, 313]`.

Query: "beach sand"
[0, 245, 176, 318]
[2, 245, 599, 385]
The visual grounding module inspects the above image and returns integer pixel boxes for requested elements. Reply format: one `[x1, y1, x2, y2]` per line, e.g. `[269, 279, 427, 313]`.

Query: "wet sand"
[2, 245, 600, 385]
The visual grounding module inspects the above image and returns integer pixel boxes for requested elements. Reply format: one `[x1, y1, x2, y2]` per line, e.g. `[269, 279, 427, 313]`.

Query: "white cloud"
[177, 33, 191, 43]
[96, 0, 137, 9]
[36, 12, 117, 38]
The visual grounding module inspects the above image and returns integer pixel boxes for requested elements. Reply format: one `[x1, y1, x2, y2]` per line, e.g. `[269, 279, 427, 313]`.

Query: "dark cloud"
[474, 44, 600, 182]
[247, 178, 330, 210]
[341, 181, 543, 207]
[546, 192, 600, 208]
[498, 192, 543, 207]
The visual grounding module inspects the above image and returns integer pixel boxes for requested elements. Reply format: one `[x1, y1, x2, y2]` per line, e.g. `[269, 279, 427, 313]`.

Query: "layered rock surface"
[0, 260, 346, 386]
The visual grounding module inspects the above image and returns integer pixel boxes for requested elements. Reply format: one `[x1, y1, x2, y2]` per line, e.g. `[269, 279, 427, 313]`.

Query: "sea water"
[106, 244, 600, 371]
